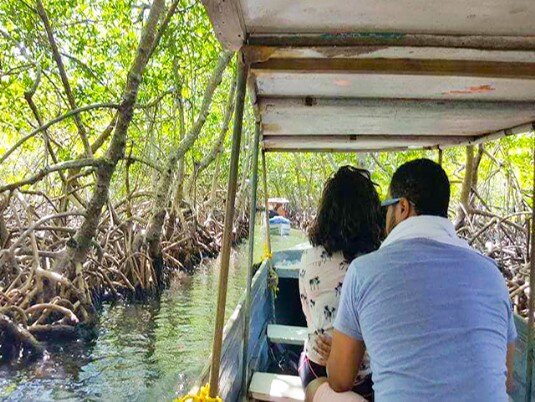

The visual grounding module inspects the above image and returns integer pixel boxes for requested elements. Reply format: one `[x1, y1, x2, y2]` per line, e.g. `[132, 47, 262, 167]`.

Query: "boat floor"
[249, 324, 306, 401]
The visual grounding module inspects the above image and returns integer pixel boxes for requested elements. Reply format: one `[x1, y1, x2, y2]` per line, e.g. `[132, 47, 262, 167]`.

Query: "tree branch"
[35, 0, 92, 157]
[0, 159, 101, 193]
[0, 103, 119, 165]
[9, 211, 85, 252]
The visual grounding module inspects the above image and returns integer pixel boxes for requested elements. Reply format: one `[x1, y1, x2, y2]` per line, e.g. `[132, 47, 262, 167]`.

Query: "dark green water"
[0, 228, 306, 402]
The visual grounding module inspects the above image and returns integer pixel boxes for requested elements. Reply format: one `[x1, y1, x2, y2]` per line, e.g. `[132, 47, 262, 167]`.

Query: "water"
[0, 227, 306, 402]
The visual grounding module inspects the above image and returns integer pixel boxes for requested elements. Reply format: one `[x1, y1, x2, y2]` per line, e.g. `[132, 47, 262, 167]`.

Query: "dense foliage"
[0, 0, 534, 362]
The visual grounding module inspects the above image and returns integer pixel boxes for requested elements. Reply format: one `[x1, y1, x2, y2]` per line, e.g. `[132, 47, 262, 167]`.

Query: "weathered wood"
[526, 136, 535, 401]
[244, 45, 535, 64]
[273, 264, 300, 279]
[241, 118, 261, 392]
[191, 260, 273, 401]
[238, 0, 535, 37]
[249, 372, 305, 401]
[264, 146, 408, 154]
[267, 324, 307, 346]
[263, 135, 471, 149]
[209, 54, 248, 397]
[443, 122, 535, 149]
[248, 34, 535, 51]
[201, 0, 245, 50]
[261, 151, 272, 254]
[252, 58, 535, 80]
[511, 315, 535, 401]
[256, 98, 535, 149]
[255, 72, 535, 101]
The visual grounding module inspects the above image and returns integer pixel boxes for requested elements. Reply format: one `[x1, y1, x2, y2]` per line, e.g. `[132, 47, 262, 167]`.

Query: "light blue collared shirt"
[335, 237, 516, 402]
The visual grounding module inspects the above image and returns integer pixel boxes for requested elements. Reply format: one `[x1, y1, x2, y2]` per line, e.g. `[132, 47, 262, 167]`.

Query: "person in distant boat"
[309, 159, 517, 402]
[269, 203, 283, 218]
[298, 165, 383, 402]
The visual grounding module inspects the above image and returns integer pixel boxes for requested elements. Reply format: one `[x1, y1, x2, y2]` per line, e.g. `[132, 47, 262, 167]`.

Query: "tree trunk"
[186, 72, 237, 197]
[454, 145, 475, 229]
[53, 0, 166, 275]
[144, 51, 233, 287]
[0, 211, 8, 248]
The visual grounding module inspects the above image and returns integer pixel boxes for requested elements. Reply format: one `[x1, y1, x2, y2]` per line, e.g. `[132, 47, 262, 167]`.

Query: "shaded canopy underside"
[202, 0, 535, 152]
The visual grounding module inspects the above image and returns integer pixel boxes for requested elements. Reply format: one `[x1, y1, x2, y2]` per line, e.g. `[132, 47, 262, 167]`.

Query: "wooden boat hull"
[193, 259, 274, 401]
[510, 314, 535, 401]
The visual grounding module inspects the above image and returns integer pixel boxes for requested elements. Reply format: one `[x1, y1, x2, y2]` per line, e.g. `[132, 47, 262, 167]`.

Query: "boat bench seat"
[249, 372, 305, 401]
[267, 324, 307, 346]
[274, 265, 300, 279]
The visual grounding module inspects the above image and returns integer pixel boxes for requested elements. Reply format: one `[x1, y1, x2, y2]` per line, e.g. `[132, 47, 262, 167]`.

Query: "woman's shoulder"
[301, 245, 327, 261]
[301, 246, 347, 269]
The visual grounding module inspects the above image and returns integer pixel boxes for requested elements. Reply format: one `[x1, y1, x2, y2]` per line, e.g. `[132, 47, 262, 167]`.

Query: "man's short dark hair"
[390, 158, 450, 218]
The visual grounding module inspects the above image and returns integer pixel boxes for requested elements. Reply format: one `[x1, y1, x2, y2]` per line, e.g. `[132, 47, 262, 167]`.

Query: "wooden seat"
[274, 265, 300, 279]
[267, 324, 307, 346]
[249, 372, 305, 401]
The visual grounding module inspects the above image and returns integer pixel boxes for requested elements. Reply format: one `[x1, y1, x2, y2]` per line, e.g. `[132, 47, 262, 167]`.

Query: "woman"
[298, 165, 383, 401]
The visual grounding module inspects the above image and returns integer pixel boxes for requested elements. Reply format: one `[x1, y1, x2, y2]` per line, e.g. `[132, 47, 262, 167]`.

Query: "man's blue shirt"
[334, 238, 517, 402]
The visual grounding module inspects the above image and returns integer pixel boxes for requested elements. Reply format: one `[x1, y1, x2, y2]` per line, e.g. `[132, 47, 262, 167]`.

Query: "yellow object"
[175, 384, 222, 402]
[262, 244, 272, 261]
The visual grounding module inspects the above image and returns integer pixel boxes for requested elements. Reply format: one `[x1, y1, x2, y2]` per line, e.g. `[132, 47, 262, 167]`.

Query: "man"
[308, 158, 517, 402]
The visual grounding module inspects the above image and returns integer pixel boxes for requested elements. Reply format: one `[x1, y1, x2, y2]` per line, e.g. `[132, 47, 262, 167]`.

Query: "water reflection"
[0, 228, 305, 402]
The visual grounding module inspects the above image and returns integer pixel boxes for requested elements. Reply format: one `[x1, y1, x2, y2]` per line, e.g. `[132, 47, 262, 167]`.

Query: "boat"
[267, 198, 291, 236]
[268, 216, 291, 236]
[186, 0, 535, 401]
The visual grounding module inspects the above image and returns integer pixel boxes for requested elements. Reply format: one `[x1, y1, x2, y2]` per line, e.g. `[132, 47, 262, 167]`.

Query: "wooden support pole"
[241, 118, 261, 393]
[526, 133, 535, 402]
[261, 150, 272, 255]
[438, 148, 443, 166]
[208, 53, 248, 397]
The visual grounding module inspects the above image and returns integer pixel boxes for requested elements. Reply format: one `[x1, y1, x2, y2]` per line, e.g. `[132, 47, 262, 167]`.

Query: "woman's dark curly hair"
[308, 165, 383, 262]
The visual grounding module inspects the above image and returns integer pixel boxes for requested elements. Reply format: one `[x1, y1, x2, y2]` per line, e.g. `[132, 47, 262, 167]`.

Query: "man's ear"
[398, 197, 412, 220]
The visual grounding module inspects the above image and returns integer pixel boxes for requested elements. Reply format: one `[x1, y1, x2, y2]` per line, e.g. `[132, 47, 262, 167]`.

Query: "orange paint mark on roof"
[443, 84, 495, 95]
[334, 79, 351, 87]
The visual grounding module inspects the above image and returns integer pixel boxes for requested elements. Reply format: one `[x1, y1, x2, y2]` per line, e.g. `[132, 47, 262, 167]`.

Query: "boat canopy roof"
[202, 0, 535, 152]
[268, 197, 289, 204]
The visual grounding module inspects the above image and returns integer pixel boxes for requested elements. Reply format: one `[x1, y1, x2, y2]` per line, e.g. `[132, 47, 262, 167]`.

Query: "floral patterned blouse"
[299, 246, 371, 381]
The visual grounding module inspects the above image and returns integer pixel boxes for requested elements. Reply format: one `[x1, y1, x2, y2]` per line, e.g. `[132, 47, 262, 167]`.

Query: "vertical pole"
[209, 53, 248, 397]
[241, 119, 261, 393]
[261, 150, 272, 255]
[438, 147, 443, 166]
[525, 134, 535, 402]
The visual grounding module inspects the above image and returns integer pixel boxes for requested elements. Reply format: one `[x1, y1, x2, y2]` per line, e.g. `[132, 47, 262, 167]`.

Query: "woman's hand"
[313, 334, 332, 365]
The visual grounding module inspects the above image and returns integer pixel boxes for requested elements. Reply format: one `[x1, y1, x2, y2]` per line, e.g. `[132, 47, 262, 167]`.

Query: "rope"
[175, 384, 222, 402]
[263, 244, 278, 295]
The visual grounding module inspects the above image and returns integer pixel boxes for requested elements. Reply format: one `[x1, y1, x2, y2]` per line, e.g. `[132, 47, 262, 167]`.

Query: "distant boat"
[269, 215, 291, 236]
[267, 198, 291, 236]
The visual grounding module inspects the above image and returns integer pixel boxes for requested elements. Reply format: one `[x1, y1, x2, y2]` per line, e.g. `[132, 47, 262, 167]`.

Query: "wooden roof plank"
[260, 98, 535, 136]
[254, 72, 535, 101]
[247, 33, 535, 51]
[244, 45, 535, 64]
[240, 0, 535, 37]
[252, 58, 535, 80]
[201, 0, 245, 50]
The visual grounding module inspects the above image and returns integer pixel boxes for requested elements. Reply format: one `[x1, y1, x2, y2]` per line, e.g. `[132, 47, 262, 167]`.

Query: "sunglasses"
[381, 197, 401, 207]
[381, 197, 417, 208]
